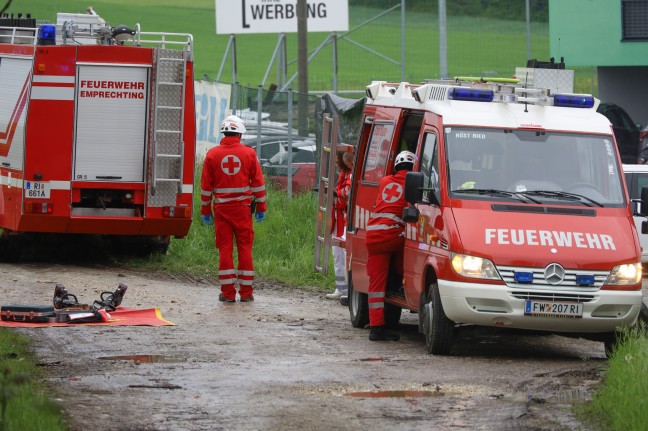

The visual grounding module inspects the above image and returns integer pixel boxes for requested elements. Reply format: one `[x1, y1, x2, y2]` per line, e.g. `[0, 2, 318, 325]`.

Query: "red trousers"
[214, 205, 255, 300]
[366, 235, 404, 327]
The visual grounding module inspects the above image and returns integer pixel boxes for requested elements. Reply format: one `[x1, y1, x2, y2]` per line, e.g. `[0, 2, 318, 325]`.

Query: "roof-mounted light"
[365, 82, 382, 100]
[553, 94, 594, 108]
[448, 87, 494, 102]
[37, 24, 56, 46]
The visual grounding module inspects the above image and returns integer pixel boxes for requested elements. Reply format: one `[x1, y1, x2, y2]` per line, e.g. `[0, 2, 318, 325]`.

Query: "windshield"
[445, 127, 625, 207]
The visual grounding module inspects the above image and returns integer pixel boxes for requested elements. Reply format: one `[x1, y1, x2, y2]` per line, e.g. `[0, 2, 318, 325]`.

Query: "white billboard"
[216, 0, 348, 35]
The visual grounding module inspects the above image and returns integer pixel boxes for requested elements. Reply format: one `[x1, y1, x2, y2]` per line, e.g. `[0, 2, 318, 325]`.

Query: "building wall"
[549, 0, 648, 66]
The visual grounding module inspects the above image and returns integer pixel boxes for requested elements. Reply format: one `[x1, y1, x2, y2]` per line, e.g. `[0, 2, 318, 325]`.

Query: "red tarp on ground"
[0, 307, 175, 327]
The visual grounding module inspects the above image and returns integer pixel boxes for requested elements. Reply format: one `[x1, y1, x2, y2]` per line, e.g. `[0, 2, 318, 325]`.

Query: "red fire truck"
[0, 13, 196, 259]
[345, 79, 644, 355]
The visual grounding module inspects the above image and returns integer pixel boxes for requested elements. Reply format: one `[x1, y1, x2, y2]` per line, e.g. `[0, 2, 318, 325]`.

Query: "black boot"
[369, 325, 400, 341]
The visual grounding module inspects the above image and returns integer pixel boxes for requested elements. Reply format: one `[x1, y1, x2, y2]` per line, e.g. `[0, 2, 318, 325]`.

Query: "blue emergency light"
[37, 24, 56, 45]
[553, 94, 595, 108]
[575, 274, 595, 286]
[448, 87, 494, 102]
[513, 271, 534, 283]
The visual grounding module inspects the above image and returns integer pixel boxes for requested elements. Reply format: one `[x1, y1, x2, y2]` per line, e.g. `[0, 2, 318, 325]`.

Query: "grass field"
[17, 1, 562, 91]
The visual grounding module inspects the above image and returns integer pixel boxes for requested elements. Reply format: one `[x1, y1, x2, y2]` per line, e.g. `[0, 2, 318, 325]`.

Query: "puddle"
[344, 390, 445, 398]
[98, 355, 182, 364]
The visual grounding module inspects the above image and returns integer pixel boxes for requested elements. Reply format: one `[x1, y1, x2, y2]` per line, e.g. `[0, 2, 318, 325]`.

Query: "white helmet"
[221, 115, 246, 134]
[394, 151, 416, 169]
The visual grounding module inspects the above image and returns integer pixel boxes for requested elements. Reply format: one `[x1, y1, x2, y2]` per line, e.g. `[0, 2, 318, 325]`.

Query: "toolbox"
[0, 305, 56, 323]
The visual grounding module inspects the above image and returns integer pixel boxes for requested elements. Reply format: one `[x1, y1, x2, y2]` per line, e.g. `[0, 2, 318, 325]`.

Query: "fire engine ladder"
[149, 47, 187, 206]
[314, 114, 340, 275]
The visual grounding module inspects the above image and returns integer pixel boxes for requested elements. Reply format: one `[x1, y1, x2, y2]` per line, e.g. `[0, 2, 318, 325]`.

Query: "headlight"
[451, 253, 501, 280]
[604, 263, 642, 287]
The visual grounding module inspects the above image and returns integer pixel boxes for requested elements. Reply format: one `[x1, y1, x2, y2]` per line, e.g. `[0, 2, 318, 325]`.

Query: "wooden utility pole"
[297, 0, 309, 136]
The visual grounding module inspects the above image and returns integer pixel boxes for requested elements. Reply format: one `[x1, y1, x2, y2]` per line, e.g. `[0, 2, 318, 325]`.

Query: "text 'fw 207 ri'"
[0, 11, 196, 260]
[342, 77, 645, 356]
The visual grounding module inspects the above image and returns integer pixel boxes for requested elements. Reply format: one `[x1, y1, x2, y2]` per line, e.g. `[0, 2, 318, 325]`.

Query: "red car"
[263, 143, 316, 193]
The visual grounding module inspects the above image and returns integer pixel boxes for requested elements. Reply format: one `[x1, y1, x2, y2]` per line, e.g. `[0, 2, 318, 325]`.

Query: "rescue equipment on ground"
[0, 10, 197, 260]
[0, 283, 128, 323]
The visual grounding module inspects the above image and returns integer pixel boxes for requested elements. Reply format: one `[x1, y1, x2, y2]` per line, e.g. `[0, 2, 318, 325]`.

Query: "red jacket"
[366, 170, 408, 244]
[331, 170, 351, 237]
[200, 136, 267, 215]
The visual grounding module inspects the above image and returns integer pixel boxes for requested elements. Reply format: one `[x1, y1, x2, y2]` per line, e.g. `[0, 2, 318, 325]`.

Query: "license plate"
[24, 181, 50, 199]
[524, 300, 583, 318]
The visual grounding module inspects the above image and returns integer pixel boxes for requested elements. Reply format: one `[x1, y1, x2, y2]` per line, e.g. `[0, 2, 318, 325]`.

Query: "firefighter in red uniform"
[365, 151, 416, 341]
[200, 115, 267, 303]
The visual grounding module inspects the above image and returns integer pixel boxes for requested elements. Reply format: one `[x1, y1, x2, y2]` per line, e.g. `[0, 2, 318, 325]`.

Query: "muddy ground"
[1, 241, 646, 431]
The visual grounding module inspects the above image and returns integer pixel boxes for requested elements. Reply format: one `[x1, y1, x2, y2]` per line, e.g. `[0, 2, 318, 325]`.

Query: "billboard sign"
[216, 0, 348, 34]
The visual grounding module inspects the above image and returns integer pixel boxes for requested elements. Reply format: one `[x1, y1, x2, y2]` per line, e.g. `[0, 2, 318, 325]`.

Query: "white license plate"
[24, 181, 51, 199]
[524, 300, 583, 318]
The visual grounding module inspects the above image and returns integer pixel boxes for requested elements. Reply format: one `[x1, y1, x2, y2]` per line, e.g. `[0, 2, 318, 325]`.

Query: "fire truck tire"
[348, 275, 369, 328]
[421, 281, 454, 355]
[384, 303, 402, 329]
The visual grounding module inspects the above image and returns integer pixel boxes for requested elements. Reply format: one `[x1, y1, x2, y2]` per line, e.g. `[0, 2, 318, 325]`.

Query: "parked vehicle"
[0, 13, 196, 259]
[342, 79, 643, 355]
[622, 163, 648, 268]
[597, 103, 642, 164]
[263, 143, 316, 193]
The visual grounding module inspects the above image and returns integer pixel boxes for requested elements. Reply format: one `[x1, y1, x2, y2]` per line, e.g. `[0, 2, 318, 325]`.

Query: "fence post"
[287, 89, 293, 199]
[257, 85, 263, 156]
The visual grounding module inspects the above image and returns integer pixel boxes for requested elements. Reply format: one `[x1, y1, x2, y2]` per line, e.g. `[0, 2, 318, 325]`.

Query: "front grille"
[497, 265, 608, 290]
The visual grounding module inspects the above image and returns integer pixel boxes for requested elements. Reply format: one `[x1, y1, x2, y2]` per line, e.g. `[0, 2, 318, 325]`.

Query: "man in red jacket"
[365, 150, 416, 341]
[201, 115, 267, 303]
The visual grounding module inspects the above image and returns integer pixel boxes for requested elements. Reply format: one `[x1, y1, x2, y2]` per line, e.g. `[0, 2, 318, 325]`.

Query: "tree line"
[349, 0, 549, 22]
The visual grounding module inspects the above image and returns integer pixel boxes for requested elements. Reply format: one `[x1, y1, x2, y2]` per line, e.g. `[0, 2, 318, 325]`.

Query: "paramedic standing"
[325, 149, 354, 304]
[200, 115, 267, 303]
[365, 151, 416, 341]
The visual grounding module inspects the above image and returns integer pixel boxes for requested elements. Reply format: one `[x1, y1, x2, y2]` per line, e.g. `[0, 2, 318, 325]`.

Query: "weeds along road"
[2, 256, 640, 431]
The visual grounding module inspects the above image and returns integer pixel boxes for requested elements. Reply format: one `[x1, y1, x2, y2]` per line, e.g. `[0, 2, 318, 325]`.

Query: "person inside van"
[365, 150, 416, 341]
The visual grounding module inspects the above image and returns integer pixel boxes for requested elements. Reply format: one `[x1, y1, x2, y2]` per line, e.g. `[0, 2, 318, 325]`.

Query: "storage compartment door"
[74, 65, 149, 182]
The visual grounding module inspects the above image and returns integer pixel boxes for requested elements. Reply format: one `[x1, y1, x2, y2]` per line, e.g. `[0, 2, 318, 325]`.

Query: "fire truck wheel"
[384, 303, 402, 329]
[421, 281, 454, 355]
[348, 276, 369, 328]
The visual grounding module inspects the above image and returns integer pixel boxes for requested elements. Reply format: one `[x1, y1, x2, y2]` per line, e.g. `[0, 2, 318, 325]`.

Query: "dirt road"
[3, 254, 636, 431]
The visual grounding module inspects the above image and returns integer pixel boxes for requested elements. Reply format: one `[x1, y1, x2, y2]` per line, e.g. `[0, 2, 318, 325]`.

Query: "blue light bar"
[448, 87, 494, 102]
[575, 274, 595, 286]
[553, 94, 595, 108]
[37, 25, 56, 45]
[513, 271, 533, 283]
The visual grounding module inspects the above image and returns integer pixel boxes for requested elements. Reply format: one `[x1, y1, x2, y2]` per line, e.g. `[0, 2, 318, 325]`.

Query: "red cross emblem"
[221, 155, 241, 175]
[382, 182, 402, 203]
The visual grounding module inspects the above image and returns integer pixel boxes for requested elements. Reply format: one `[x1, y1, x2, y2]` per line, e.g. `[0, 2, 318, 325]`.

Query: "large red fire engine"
[344, 78, 644, 355]
[0, 13, 196, 259]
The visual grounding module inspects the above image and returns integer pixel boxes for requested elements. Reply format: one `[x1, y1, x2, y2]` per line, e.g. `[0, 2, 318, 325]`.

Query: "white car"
[623, 164, 648, 266]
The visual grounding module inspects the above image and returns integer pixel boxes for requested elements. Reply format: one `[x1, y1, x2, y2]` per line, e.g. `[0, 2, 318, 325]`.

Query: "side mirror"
[405, 172, 424, 204]
[640, 186, 648, 216]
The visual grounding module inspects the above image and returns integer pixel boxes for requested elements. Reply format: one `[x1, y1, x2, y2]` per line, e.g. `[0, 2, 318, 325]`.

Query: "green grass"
[127, 167, 334, 289]
[578, 324, 648, 431]
[0, 329, 65, 431]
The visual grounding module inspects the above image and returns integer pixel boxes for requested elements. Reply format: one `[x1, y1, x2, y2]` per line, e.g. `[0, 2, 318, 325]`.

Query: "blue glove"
[255, 212, 266, 223]
[201, 214, 213, 225]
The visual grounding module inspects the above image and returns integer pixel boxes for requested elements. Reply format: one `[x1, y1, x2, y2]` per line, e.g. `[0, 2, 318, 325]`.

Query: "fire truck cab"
[346, 79, 644, 355]
[0, 13, 195, 259]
